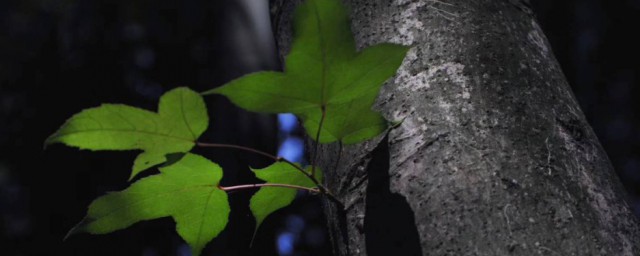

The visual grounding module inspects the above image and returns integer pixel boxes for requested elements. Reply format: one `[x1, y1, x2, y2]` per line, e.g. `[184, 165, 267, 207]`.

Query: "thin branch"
[197, 141, 311, 177]
[196, 141, 335, 201]
[219, 183, 320, 193]
[196, 142, 277, 160]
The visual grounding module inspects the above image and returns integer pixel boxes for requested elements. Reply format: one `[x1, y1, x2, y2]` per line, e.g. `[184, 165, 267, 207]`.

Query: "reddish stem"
[219, 183, 319, 193]
[196, 142, 305, 173]
[196, 142, 327, 191]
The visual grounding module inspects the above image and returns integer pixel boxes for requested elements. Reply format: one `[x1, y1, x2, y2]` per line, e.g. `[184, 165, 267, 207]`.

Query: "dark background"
[0, 0, 639, 255]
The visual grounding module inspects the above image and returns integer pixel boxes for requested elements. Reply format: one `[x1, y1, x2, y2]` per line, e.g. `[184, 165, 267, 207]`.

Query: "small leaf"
[204, 0, 409, 144]
[249, 163, 322, 232]
[68, 153, 229, 256]
[46, 87, 208, 178]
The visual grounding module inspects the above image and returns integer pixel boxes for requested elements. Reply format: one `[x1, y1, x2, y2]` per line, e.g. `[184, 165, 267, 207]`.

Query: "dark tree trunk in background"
[272, 0, 640, 255]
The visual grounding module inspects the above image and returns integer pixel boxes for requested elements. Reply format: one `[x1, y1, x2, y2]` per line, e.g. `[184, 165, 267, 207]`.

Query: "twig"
[219, 183, 320, 193]
[196, 141, 339, 203]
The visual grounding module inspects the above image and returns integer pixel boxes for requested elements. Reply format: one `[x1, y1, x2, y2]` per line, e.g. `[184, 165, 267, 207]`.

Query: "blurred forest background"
[1, 0, 639, 255]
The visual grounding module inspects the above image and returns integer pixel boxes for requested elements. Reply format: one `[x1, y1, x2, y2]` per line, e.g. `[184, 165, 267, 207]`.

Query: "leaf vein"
[195, 189, 216, 248]
[179, 89, 197, 140]
[49, 128, 195, 143]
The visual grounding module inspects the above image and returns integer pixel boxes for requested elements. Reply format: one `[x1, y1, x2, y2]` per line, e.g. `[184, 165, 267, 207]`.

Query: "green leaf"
[68, 153, 229, 256]
[249, 163, 322, 232]
[204, 0, 408, 144]
[46, 87, 208, 178]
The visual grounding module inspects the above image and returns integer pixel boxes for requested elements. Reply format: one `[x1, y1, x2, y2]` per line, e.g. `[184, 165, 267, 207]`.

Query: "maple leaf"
[46, 87, 208, 178]
[249, 162, 322, 232]
[67, 153, 229, 256]
[204, 0, 408, 144]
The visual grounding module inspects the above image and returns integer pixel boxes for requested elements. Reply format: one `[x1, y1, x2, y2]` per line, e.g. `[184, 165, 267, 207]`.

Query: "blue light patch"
[277, 137, 304, 163]
[278, 113, 298, 133]
[277, 232, 295, 255]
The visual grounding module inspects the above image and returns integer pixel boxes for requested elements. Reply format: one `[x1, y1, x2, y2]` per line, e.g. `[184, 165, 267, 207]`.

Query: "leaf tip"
[249, 226, 260, 248]
[43, 133, 60, 150]
[64, 217, 91, 241]
[126, 172, 137, 182]
[42, 141, 51, 150]
[389, 116, 407, 129]
[200, 87, 221, 96]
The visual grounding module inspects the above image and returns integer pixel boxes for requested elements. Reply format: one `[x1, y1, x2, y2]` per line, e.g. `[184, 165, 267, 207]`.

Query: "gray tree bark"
[271, 0, 640, 255]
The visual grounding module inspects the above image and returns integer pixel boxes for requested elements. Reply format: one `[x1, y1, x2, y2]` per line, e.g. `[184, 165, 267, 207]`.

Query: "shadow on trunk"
[365, 137, 422, 256]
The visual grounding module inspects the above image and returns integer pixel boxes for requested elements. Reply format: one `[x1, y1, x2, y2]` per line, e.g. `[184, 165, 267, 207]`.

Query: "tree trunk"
[271, 0, 640, 255]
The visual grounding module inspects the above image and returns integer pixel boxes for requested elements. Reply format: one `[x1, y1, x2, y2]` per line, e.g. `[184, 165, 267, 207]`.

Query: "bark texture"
[271, 0, 640, 255]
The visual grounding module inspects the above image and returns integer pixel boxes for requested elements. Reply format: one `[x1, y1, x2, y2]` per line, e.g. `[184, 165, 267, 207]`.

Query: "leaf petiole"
[196, 142, 278, 161]
[310, 105, 326, 177]
[219, 183, 320, 193]
[195, 141, 329, 194]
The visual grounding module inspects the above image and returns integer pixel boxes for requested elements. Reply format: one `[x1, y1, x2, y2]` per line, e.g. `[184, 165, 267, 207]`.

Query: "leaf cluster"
[46, 0, 408, 254]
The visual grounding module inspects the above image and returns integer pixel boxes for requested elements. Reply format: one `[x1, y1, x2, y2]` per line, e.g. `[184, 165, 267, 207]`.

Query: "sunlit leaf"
[46, 87, 208, 178]
[249, 163, 322, 231]
[204, 0, 408, 144]
[68, 153, 229, 256]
